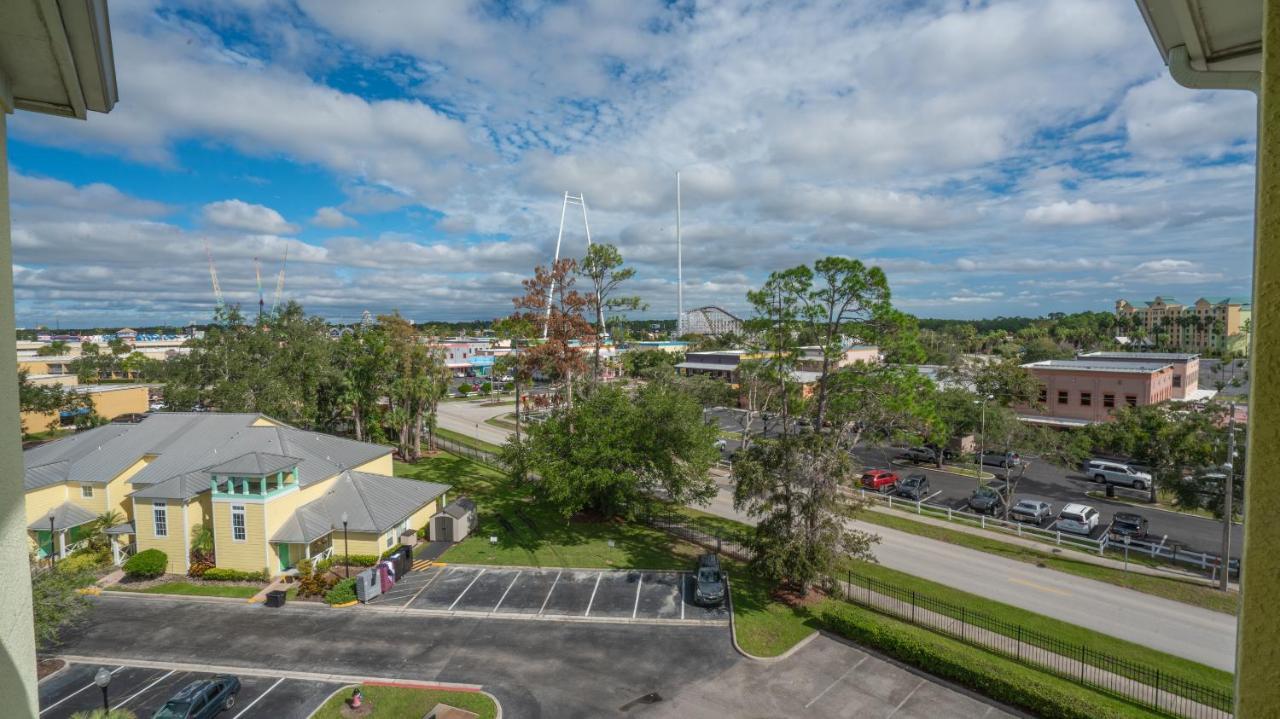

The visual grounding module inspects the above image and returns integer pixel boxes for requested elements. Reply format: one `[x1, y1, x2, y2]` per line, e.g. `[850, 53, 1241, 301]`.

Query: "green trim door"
[277, 543, 291, 572]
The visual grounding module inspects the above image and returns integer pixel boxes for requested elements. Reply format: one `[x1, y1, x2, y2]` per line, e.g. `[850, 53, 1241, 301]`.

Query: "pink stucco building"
[1076, 351, 1200, 399]
[1020, 359, 1176, 424]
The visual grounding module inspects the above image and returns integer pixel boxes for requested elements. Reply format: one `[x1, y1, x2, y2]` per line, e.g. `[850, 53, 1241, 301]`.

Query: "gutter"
[1167, 45, 1260, 94]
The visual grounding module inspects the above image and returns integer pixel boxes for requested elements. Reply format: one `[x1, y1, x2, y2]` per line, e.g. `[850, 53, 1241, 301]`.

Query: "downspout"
[1166, 45, 1260, 94]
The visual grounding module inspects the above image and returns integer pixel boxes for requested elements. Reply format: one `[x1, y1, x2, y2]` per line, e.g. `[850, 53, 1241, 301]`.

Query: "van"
[1083, 459, 1152, 490]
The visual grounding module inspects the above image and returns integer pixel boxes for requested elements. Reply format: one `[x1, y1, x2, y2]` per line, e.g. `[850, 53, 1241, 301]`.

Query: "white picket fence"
[854, 488, 1238, 577]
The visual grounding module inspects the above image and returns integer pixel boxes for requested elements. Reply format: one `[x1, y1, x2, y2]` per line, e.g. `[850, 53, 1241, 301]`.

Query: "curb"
[725, 574, 818, 664]
[330, 600, 359, 608]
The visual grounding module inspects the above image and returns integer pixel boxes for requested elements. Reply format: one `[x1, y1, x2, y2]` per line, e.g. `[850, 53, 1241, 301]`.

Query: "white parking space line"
[885, 678, 927, 718]
[40, 665, 126, 714]
[493, 571, 521, 612]
[402, 567, 447, 608]
[538, 571, 562, 615]
[114, 669, 175, 709]
[631, 574, 644, 619]
[448, 569, 486, 611]
[804, 655, 867, 709]
[921, 490, 943, 503]
[583, 573, 604, 617]
[231, 676, 284, 719]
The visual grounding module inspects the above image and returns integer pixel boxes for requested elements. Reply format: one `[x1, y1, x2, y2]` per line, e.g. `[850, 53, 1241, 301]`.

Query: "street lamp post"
[341, 512, 350, 579]
[976, 394, 993, 482]
[1220, 401, 1237, 592]
[48, 515, 56, 569]
[93, 667, 112, 711]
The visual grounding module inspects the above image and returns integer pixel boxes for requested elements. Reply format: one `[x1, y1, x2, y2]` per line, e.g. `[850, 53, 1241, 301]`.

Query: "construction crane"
[271, 244, 288, 314]
[204, 240, 225, 315]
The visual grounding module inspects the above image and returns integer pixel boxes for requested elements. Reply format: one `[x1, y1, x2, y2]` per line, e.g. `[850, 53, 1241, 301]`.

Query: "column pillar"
[1237, 4, 1280, 715]
[0, 106, 40, 717]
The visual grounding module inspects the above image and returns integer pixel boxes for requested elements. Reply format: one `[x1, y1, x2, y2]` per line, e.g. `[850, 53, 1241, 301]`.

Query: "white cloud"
[202, 200, 298, 234]
[1120, 259, 1224, 285]
[310, 206, 357, 229]
[1024, 199, 1126, 226]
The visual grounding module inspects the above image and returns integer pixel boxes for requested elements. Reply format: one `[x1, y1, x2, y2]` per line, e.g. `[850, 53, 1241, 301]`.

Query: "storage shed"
[431, 498, 477, 542]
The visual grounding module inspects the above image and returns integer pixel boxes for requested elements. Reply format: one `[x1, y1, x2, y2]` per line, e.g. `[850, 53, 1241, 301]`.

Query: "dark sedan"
[153, 676, 241, 718]
[967, 481, 1008, 515]
[1109, 511, 1150, 540]
[896, 474, 932, 500]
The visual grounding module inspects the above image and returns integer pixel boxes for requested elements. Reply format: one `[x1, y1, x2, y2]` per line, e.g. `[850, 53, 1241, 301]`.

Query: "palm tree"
[87, 510, 125, 555]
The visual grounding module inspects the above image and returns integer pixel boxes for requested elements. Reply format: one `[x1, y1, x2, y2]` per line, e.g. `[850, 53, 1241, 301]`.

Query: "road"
[53, 594, 1020, 718]
[440, 401, 1237, 670]
[701, 476, 1236, 672]
[707, 407, 1243, 559]
[437, 399, 517, 447]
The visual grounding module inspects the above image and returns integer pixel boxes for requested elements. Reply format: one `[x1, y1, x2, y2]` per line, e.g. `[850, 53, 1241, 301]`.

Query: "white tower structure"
[676, 172, 684, 337]
[544, 192, 592, 338]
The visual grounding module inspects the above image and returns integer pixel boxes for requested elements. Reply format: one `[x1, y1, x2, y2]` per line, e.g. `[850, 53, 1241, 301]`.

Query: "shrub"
[59, 551, 108, 574]
[341, 554, 380, 567]
[457, 383, 472, 396]
[295, 560, 337, 598]
[200, 567, 269, 582]
[480, 381, 493, 394]
[122, 549, 167, 579]
[504, 382, 515, 392]
[324, 578, 358, 605]
[315, 556, 335, 573]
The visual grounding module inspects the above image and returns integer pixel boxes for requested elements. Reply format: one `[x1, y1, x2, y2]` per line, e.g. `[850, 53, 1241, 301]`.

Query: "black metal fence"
[841, 571, 1232, 719]
[638, 511, 755, 561]
[431, 434, 507, 471]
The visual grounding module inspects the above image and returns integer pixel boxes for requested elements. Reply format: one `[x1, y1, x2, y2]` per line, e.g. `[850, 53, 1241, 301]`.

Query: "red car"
[860, 469, 900, 493]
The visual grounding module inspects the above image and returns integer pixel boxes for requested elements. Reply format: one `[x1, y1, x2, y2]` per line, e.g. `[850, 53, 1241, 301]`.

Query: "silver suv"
[1083, 459, 1152, 490]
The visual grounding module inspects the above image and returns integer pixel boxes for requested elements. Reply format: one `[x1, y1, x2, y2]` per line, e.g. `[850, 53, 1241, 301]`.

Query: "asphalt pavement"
[53, 594, 1022, 718]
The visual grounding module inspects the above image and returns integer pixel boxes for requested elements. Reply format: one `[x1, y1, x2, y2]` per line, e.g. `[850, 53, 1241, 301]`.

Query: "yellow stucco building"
[23, 413, 449, 576]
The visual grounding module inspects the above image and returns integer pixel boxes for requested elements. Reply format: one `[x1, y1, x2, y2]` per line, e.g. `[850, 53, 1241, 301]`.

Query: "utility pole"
[676, 172, 683, 337]
[1220, 401, 1237, 591]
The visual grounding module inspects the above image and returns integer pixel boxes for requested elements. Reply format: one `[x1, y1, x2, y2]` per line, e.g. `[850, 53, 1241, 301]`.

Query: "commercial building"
[628, 340, 689, 353]
[19, 382, 150, 435]
[675, 350, 751, 382]
[1115, 296, 1251, 354]
[1019, 359, 1176, 425]
[23, 413, 449, 576]
[1076, 351, 1202, 399]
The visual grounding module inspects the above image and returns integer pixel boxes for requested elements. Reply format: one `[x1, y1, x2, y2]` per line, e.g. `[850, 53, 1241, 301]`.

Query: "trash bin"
[355, 568, 380, 603]
[264, 590, 287, 608]
[395, 547, 412, 576]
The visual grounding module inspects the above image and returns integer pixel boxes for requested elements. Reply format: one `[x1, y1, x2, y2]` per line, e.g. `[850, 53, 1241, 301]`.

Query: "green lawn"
[397, 453, 706, 570]
[432, 426, 505, 454]
[106, 581, 261, 599]
[856, 507, 1239, 615]
[311, 684, 497, 719]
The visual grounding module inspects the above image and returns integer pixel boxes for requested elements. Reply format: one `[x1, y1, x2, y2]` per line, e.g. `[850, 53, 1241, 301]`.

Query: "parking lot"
[39, 662, 341, 718]
[368, 564, 730, 623]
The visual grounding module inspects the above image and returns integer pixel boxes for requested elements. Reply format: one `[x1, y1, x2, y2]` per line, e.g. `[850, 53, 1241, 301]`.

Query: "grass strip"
[855, 507, 1238, 615]
[105, 581, 261, 599]
[310, 684, 496, 719]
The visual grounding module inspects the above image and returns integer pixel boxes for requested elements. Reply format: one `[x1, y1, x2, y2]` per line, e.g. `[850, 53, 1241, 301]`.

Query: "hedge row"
[324, 578, 357, 605]
[200, 567, 269, 582]
[817, 604, 1163, 719]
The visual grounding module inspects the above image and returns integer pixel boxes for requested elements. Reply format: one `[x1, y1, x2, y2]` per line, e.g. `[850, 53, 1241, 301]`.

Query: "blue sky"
[7, 0, 1259, 327]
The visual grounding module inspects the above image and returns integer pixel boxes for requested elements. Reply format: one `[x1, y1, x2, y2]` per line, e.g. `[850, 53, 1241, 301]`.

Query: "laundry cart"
[355, 567, 381, 603]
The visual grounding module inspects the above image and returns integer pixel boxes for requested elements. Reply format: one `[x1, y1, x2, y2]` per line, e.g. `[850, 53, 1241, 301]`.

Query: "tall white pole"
[544, 192, 570, 339]
[676, 172, 683, 337]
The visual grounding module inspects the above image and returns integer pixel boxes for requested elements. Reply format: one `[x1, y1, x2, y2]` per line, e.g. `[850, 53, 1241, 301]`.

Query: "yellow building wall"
[66, 482, 108, 516]
[352, 453, 393, 476]
[88, 387, 149, 419]
[134, 497, 193, 574]
[212, 500, 269, 575]
[341, 531, 395, 557]
[24, 483, 68, 528]
[251, 416, 280, 427]
[104, 457, 151, 520]
[408, 498, 441, 535]
[20, 409, 59, 435]
[17, 359, 51, 374]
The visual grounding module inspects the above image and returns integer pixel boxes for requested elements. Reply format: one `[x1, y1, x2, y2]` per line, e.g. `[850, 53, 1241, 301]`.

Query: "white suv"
[1056, 503, 1100, 535]
[1084, 459, 1152, 490]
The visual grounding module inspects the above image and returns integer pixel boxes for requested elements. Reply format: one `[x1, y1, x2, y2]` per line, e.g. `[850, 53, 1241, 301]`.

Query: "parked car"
[1109, 511, 1149, 539]
[1056, 503, 1100, 535]
[860, 469, 900, 493]
[980, 451, 1022, 468]
[1009, 499, 1052, 524]
[693, 553, 725, 606]
[967, 481, 1008, 515]
[896, 474, 932, 500]
[148, 401, 165, 412]
[897, 446, 939, 465]
[713, 438, 728, 451]
[1082, 459, 1152, 490]
[152, 676, 241, 719]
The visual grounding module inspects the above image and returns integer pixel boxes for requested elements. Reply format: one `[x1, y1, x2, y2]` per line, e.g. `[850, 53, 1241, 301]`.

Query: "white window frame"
[153, 501, 168, 538]
[231, 504, 247, 542]
[81, 485, 94, 498]
[385, 532, 395, 549]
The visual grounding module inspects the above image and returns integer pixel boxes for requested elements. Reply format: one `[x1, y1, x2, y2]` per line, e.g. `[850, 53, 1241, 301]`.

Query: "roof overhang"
[1134, 0, 1262, 92]
[0, 0, 118, 117]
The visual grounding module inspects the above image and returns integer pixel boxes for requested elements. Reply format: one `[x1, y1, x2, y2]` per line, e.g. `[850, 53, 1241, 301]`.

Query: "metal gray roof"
[1023, 360, 1172, 373]
[129, 472, 209, 500]
[27, 502, 97, 531]
[443, 498, 475, 519]
[24, 413, 391, 501]
[271, 471, 450, 541]
[676, 361, 739, 372]
[203, 451, 301, 477]
[1079, 351, 1199, 362]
